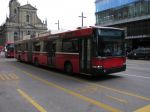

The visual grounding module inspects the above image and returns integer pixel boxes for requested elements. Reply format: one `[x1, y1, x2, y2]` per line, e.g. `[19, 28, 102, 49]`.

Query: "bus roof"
[5, 41, 14, 44]
[14, 26, 124, 43]
[90, 26, 124, 31]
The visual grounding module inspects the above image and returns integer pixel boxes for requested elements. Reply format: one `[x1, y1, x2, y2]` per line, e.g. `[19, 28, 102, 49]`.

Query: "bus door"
[47, 41, 56, 67]
[80, 38, 91, 74]
[27, 41, 32, 63]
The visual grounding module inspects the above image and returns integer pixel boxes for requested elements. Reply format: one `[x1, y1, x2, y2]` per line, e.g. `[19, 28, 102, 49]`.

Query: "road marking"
[0, 74, 6, 80]
[91, 83, 150, 102]
[106, 95, 128, 104]
[9, 73, 19, 80]
[0, 73, 19, 80]
[14, 66, 121, 112]
[13, 64, 150, 101]
[17, 89, 47, 112]
[33, 64, 150, 101]
[76, 85, 99, 94]
[134, 104, 150, 112]
[13, 63, 150, 102]
[3, 73, 11, 80]
[116, 73, 150, 79]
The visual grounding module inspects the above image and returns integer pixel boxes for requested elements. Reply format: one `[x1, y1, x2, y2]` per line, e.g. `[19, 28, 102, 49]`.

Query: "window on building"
[27, 31, 30, 35]
[14, 32, 18, 41]
[26, 15, 29, 22]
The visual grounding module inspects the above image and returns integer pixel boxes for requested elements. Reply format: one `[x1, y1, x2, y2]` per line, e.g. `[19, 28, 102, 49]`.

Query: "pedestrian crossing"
[0, 73, 19, 81]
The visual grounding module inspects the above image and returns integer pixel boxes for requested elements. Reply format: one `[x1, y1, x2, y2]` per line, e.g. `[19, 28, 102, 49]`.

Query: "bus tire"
[18, 55, 21, 60]
[64, 62, 73, 74]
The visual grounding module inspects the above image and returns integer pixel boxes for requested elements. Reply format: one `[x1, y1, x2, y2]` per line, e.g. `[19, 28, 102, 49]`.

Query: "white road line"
[115, 73, 150, 79]
[127, 66, 150, 71]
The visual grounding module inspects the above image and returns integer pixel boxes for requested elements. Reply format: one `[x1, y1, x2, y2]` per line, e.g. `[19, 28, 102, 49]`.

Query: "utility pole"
[78, 12, 86, 27]
[55, 20, 60, 30]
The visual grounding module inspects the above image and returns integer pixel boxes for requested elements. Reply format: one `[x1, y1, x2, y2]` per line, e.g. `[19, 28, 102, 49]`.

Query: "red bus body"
[15, 26, 126, 76]
[5, 41, 15, 58]
[0, 46, 4, 52]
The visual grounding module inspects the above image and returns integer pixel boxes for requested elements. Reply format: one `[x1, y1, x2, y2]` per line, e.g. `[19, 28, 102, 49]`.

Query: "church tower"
[9, 0, 20, 22]
[0, 0, 47, 42]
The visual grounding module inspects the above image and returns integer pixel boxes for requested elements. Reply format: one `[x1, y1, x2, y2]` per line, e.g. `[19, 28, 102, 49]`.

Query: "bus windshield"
[6, 43, 14, 51]
[97, 29, 125, 57]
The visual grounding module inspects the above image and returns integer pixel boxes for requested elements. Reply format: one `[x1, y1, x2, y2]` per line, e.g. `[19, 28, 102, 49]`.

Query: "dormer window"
[26, 15, 29, 22]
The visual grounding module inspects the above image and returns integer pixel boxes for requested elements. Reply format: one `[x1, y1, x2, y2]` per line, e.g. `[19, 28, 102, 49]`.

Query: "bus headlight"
[92, 65, 103, 69]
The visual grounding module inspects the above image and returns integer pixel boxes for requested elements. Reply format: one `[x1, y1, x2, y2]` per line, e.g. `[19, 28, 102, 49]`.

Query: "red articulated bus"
[15, 26, 126, 76]
[4, 41, 15, 58]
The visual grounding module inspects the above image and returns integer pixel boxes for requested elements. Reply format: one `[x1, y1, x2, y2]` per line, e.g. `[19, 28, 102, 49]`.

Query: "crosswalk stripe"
[0, 74, 6, 80]
[3, 73, 12, 80]
[8, 73, 19, 80]
[0, 73, 19, 80]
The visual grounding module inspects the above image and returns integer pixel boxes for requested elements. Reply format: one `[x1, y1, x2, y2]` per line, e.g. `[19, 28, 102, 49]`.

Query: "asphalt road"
[0, 54, 150, 112]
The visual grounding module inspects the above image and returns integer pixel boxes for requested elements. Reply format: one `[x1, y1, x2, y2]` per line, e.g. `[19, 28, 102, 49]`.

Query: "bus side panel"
[32, 52, 47, 66]
[38, 53, 48, 66]
[20, 52, 27, 62]
[32, 52, 40, 64]
[55, 53, 80, 73]
[15, 51, 21, 60]
[24, 51, 28, 62]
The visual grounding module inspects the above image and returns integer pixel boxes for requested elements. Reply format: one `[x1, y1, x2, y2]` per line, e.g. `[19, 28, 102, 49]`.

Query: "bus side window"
[56, 39, 62, 52]
[62, 39, 79, 53]
[72, 39, 79, 53]
[43, 41, 49, 52]
[44, 41, 56, 53]
[33, 42, 41, 51]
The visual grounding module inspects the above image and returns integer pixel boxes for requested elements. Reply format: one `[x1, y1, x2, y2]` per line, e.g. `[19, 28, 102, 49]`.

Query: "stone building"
[0, 0, 47, 44]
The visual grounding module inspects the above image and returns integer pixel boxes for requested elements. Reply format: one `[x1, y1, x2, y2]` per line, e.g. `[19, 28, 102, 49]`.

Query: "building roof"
[19, 4, 37, 10]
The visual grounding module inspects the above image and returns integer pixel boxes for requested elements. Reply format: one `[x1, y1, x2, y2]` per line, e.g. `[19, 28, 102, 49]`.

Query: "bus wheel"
[18, 55, 21, 61]
[34, 59, 39, 66]
[65, 62, 73, 74]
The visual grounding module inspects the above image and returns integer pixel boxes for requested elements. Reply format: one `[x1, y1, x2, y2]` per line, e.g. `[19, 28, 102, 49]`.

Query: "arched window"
[26, 15, 29, 22]
[27, 31, 30, 35]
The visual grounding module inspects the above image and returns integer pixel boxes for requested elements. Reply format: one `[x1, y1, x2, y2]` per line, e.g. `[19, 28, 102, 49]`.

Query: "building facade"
[0, 0, 47, 45]
[95, 0, 150, 50]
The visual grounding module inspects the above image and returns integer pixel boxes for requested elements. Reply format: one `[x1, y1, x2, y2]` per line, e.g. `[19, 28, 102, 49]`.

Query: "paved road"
[0, 54, 150, 112]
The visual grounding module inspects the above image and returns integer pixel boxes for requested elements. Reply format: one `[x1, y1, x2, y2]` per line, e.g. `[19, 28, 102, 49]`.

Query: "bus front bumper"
[92, 65, 126, 75]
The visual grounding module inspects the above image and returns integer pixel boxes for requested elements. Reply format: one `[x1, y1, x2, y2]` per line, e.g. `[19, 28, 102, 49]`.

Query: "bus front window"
[97, 29, 125, 57]
[6, 44, 14, 51]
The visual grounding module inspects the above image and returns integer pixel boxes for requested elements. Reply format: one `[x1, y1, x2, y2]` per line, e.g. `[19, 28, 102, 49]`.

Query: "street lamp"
[78, 12, 86, 27]
[55, 20, 60, 30]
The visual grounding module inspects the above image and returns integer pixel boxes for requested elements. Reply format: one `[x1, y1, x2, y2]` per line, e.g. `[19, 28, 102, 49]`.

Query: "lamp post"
[78, 12, 86, 27]
[55, 20, 60, 30]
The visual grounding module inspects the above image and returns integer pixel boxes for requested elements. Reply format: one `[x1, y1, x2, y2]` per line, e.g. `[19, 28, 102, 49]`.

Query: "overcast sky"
[0, 0, 96, 30]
